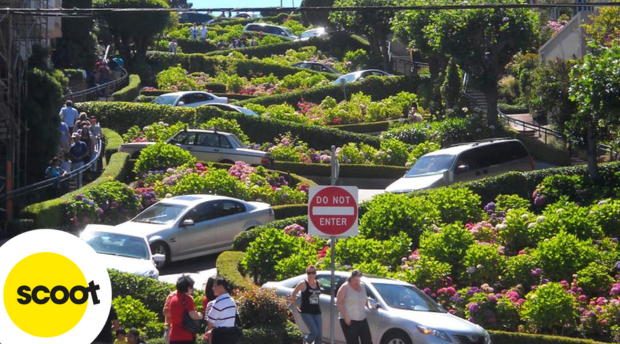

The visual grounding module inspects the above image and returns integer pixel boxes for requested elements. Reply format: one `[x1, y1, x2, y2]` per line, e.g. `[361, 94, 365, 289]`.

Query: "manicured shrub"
[424, 187, 484, 225]
[496, 208, 536, 255]
[532, 232, 599, 282]
[575, 262, 614, 296]
[85, 180, 141, 225]
[496, 194, 531, 211]
[390, 256, 452, 292]
[419, 223, 475, 280]
[359, 193, 440, 247]
[235, 285, 289, 329]
[520, 282, 577, 333]
[232, 215, 308, 252]
[112, 74, 141, 102]
[108, 269, 174, 320]
[133, 143, 196, 177]
[216, 251, 253, 290]
[504, 253, 539, 292]
[461, 244, 506, 286]
[113, 295, 165, 339]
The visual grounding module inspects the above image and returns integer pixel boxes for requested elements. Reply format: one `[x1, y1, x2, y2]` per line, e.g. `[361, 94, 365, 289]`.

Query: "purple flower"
[531, 268, 542, 277]
[468, 303, 480, 314]
[467, 266, 476, 274]
[96, 208, 104, 215]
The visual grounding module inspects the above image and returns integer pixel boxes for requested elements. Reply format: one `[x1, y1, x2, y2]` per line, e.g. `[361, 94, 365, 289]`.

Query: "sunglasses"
[306, 271, 316, 275]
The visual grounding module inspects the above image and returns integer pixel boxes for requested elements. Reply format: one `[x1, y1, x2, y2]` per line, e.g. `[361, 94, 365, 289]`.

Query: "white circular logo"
[0, 229, 112, 344]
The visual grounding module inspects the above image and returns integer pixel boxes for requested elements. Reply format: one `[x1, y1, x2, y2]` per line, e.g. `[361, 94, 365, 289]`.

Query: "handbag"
[181, 294, 202, 334]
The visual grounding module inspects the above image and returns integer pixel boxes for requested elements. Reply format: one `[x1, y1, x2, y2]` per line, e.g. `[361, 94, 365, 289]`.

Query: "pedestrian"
[74, 112, 89, 133]
[190, 23, 198, 41]
[199, 24, 208, 41]
[126, 328, 147, 344]
[92, 305, 120, 344]
[114, 329, 127, 344]
[291, 265, 323, 344]
[169, 39, 178, 54]
[59, 100, 79, 132]
[46, 157, 67, 179]
[59, 119, 71, 154]
[204, 277, 239, 344]
[69, 132, 89, 188]
[169, 275, 203, 344]
[202, 277, 216, 313]
[90, 117, 103, 171]
[163, 289, 177, 344]
[336, 270, 374, 344]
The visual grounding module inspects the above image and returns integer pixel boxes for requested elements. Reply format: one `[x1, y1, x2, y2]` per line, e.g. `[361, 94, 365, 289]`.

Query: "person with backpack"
[204, 277, 240, 344]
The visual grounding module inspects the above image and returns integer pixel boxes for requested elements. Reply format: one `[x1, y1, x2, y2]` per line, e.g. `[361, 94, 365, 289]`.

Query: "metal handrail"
[62, 68, 129, 102]
[0, 137, 103, 204]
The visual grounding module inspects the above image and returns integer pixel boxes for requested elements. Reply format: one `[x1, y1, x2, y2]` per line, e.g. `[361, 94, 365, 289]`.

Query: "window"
[462, 142, 529, 169]
[192, 93, 211, 102]
[213, 201, 245, 218]
[316, 275, 346, 296]
[183, 202, 216, 223]
[219, 135, 232, 148]
[169, 132, 196, 145]
[197, 133, 220, 147]
[179, 95, 193, 104]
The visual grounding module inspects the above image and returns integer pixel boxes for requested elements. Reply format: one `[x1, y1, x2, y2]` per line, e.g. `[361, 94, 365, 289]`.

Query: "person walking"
[190, 23, 198, 41]
[204, 277, 239, 344]
[92, 305, 120, 344]
[199, 24, 208, 41]
[291, 265, 323, 344]
[69, 132, 89, 188]
[163, 290, 177, 344]
[169, 276, 203, 344]
[59, 119, 71, 154]
[337, 270, 374, 344]
[59, 100, 79, 132]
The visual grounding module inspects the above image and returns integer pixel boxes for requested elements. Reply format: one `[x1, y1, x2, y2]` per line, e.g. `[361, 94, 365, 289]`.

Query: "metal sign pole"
[329, 145, 337, 344]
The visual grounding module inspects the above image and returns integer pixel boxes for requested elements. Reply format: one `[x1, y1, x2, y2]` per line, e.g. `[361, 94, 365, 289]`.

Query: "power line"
[3, 2, 620, 16]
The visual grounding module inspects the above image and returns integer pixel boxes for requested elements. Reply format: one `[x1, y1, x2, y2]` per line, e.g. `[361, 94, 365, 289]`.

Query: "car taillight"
[261, 157, 274, 166]
[530, 157, 535, 170]
[269, 208, 274, 217]
[227, 98, 230, 104]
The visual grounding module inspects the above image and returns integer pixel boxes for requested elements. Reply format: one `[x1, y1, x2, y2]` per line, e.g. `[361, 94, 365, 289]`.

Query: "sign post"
[308, 180, 358, 344]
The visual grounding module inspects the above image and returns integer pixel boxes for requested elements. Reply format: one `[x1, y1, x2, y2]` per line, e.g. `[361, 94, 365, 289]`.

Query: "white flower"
[495, 224, 507, 231]
[165, 193, 172, 198]
[489, 125, 495, 130]
[556, 208, 564, 214]
[536, 216, 545, 223]
[521, 214, 529, 220]
[598, 200, 608, 206]
[462, 107, 469, 112]
[527, 223, 536, 229]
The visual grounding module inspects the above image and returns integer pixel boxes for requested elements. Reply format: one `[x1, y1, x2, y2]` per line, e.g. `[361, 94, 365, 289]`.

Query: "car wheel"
[381, 330, 412, 344]
[150, 242, 171, 269]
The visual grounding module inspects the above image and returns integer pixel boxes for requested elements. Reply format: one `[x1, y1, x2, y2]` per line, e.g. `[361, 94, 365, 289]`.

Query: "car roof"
[245, 23, 288, 30]
[307, 270, 410, 286]
[158, 194, 247, 206]
[159, 91, 212, 97]
[172, 129, 234, 137]
[82, 224, 146, 238]
[424, 138, 524, 156]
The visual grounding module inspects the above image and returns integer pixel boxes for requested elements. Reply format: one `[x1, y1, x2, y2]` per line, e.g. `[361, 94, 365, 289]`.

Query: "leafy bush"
[343, 49, 370, 71]
[391, 256, 452, 292]
[112, 74, 142, 102]
[465, 292, 520, 331]
[85, 180, 141, 225]
[520, 282, 577, 333]
[236, 285, 290, 329]
[504, 253, 539, 292]
[335, 232, 412, 270]
[382, 122, 432, 145]
[198, 117, 249, 143]
[590, 199, 620, 238]
[109, 269, 174, 319]
[232, 215, 308, 251]
[424, 187, 484, 225]
[133, 143, 196, 177]
[419, 223, 475, 280]
[530, 201, 603, 241]
[113, 295, 165, 339]
[461, 244, 506, 286]
[532, 232, 599, 282]
[123, 121, 186, 143]
[575, 262, 614, 296]
[359, 193, 440, 247]
[533, 174, 587, 206]
[496, 194, 531, 211]
[496, 208, 536, 254]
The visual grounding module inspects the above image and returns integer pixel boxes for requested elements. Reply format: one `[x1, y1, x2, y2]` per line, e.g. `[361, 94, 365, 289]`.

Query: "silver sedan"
[263, 271, 491, 344]
[114, 195, 275, 268]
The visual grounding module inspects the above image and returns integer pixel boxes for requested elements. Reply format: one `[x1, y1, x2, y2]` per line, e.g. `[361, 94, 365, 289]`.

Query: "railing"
[389, 55, 429, 76]
[0, 137, 104, 221]
[61, 68, 129, 103]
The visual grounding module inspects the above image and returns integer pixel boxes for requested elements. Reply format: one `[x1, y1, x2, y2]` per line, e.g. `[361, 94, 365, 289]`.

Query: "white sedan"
[332, 69, 394, 85]
[152, 91, 228, 107]
[80, 224, 165, 279]
[114, 195, 275, 268]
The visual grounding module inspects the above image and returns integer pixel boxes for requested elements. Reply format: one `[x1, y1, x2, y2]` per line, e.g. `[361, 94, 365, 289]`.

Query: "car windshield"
[237, 107, 259, 117]
[406, 154, 455, 177]
[152, 95, 178, 105]
[373, 283, 444, 312]
[132, 203, 187, 224]
[334, 73, 357, 84]
[282, 27, 296, 37]
[82, 231, 149, 260]
[227, 134, 245, 147]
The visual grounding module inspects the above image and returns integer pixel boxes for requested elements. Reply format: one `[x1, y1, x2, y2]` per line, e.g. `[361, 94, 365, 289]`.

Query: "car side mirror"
[368, 297, 380, 309]
[457, 164, 470, 173]
[153, 254, 166, 263]
[178, 101, 185, 106]
[181, 219, 195, 227]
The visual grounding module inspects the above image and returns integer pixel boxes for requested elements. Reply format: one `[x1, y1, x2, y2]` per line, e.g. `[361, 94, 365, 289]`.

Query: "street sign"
[308, 186, 358, 238]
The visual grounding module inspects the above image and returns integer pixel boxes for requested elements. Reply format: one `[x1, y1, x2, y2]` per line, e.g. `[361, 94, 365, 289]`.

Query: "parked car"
[118, 128, 274, 166]
[263, 271, 491, 344]
[386, 138, 534, 193]
[235, 12, 260, 19]
[80, 224, 165, 279]
[243, 23, 298, 41]
[114, 195, 275, 268]
[292, 61, 342, 75]
[151, 91, 228, 107]
[332, 69, 394, 85]
[295, 27, 328, 41]
[204, 103, 259, 117]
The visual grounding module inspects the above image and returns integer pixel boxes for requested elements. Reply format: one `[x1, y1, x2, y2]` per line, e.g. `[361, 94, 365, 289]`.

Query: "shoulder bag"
[181, 294, 203, 334]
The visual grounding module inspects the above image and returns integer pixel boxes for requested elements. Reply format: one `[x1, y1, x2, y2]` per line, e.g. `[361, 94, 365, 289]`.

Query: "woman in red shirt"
[201, 277, 216, 313]
[169, 276, 203, 344]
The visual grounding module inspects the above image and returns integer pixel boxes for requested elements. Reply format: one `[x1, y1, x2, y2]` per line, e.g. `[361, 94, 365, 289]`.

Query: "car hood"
[95, 253, 157, 278]
[389, 309, 487, 335]
[115, 221, 171, 237]
[385, 173, 445, 193]
[119, 142, 156, 148]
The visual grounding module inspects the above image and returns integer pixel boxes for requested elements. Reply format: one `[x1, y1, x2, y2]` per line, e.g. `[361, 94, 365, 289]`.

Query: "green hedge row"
[232, 215, 308, 252]
[74, 102, 381, 149]
[20, 152, 131, 228]
[175, 38, 216, 54]
[112, 75, 141, 102]
[216, 251, 253, 290]
[498, 103, 529, 114]
[489, 331, 608, 344]
[209, 162, 317, 188]
[237, 75, 418, 108]
[272, 204, 308, 220]
[62, 68, 86, 81]
[205, 37, 330, 58]
[146, 52, 334, 80]
[332, 120, 391, 133]
[140, 89, 257, 101]
[102, 128, 122, 163]
[273, 161, 408, 179]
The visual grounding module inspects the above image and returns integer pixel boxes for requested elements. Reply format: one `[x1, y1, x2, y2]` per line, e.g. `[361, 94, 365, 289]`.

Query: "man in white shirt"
[199, 24, 208, 41]
[59, 100, 79, 132]
[204, 277, 239, 344]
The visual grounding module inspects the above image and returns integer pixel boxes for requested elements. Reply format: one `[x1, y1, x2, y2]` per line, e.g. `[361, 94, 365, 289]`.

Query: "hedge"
[209, 162, 317, 188]
[216, 251, 253, 290]
[112, 74, 141, 102]
[61, 68, 86, 81]
[102, 128, 122, 163]
[332, 120, 390, 134]
[74, 102, 381, 149]
[272, 204, 308, 220]
[489, 331, 609, 344]
[146, 52, 334, 80]
[108, 269, 174, 321]
[208, 12, 291, 28]
[273, 161, 409, 179]
[175, 38, 216, 54]
[140, 89, 257, 101]
[204, 37, 330, 59]
[19, 152, 131, 228]
[232, 215, 308, 252]
[498, 103, 529, 114]
[237, 75, 418, 108]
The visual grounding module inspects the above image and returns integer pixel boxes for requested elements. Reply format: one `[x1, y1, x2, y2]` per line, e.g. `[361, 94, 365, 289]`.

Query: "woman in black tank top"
[291, 265, 323, 344]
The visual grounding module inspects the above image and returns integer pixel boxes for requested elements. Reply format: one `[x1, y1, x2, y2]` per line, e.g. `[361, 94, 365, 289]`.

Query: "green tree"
[300, 0, 335, 27]
[583, 4, 620, 47]
[398, 0, 538, 125]
[94, 0, 172, 68]
[52, 0, 97, 69]
[329, 0, 396, 72]
[528, 59, 576, 128]
[568, 43, 620, 181]
[441, 57, 462, 111]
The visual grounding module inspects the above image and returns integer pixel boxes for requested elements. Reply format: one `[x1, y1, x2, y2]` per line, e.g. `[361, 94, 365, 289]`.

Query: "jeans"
[164, 324, 170, 344]
[340, 318, 372, 344]
[300, 312, 322, 344]
[72, 161, 84, 188]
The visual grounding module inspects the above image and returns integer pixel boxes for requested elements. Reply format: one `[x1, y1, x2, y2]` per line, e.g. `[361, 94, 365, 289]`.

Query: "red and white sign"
[308, 186, 358, 237]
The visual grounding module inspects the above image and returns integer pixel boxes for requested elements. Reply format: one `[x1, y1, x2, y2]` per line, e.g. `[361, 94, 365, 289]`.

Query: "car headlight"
[144, 270, 158, 278]
[416, 325, 452, 342]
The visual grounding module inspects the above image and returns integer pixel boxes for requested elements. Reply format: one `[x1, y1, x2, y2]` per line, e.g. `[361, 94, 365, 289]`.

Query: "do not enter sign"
[308, 186, 358, 237]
